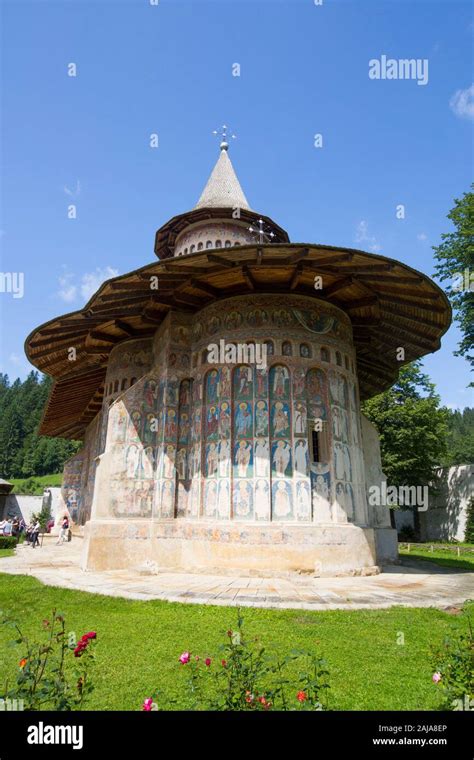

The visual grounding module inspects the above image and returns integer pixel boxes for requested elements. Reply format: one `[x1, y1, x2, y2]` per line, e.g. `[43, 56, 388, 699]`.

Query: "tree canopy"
[0, 372, 81, 479]
[433, 186, 474, 384]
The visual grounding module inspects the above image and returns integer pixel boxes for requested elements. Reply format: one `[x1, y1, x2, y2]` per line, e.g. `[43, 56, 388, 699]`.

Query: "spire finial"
[212, 124, 236, 152]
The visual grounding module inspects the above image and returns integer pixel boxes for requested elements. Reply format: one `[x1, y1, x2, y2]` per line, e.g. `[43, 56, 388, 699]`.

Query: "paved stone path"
[1, 538, 472, 611]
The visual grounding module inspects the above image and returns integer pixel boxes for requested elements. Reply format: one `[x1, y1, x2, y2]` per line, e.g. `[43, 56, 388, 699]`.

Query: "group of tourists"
[0, 514, 71, 548]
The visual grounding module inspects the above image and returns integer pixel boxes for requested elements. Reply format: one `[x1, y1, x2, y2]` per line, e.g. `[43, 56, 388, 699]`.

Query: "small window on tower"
[215, 240, 222, 248]
[198, 242, 203, 250]
[225, 240, 231, 247]
[206, 241, 213, 249]
[321, 347, 330, 362]
[190, 245, 195, 253]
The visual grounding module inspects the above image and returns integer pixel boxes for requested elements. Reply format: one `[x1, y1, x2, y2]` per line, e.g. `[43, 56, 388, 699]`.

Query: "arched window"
[300, 343, 311, 358]
[282, 341, 292, 356]
[224, 240, 232, 247]
[215, 240, 222, 248]
[197, 242, 203, 251]
[264, 340, 274, 356]
[114, 380, 119, 393]
[321, 347, 330, 362]
[206, 240, 213, 249]
[190, 244, 195, 253]
[234, 241, 241, 246]
[184, 248, 188, 255]
[121, 378, 127, 391]
[130, 377, 137, 386]
[336, 351, 342, 366]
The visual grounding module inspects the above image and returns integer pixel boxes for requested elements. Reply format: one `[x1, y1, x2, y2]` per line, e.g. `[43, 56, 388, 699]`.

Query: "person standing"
[56, 515, 69, 545]
[31, 520, 40, 549]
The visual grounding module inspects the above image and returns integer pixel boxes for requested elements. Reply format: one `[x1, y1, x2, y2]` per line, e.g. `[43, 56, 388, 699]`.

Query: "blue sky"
[1, 0, 473, 409]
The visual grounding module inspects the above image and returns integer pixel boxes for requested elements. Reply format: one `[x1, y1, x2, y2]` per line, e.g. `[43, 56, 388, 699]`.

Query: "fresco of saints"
[255, 400, 268, 436]
[235, 440, 252, 478]
[332, 407, 342, 440]
[293, 368, 305, 397]
[296, 481, 311, 520]
[254, 438, 269, 477]
[179, 380, 191, 407]
[218, 439, 230, 477]
[166, 377, 178, 405]
[206, 406, 219, 438]
[255, 479, 270, 520]
[144, 379, 157, 408]
[272, 402, 290, 437]
[191, 444, 200, 477]
[343, 445, 352, 481]
[128, 411, 142, 442]
[294, 440, 309, 477]
[204, 480, 218, 517]
[193, 376, 202, 403]
[255, 368, 267, 397]
[163, 445, 176, 478]
[217, 481, 230, 518]
[126, 444, 140, 479]
[335, 482, 347, 520]
[142, 447, 155, 479]
[314, 473, 330, 501]
[272, 440, 291, 477]
[206, 442, 219, 477]
[192, 409, 201, 439]
[233, 480, 252, 517]
[220, 367, 231, 398]
[271, 366, 289, 398]
[206, 370, 219, 402]
[178, 412, 189, 445]
[219, 402, 231, 437]
[176, 448, 187, 480]
[165, 409, 177, 439]
[294, 403, 307, 435]
[144, 413, 157, 444]
[161, 480, 174, 517]
[114, 405, 128, 442]
[235, 402, 252, 438]
[273, 481, 291, 518]
[235, 366, 253, 398]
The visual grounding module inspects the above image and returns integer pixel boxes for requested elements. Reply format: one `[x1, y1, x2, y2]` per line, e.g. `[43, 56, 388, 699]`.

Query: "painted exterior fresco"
[76, 294, 370, 528]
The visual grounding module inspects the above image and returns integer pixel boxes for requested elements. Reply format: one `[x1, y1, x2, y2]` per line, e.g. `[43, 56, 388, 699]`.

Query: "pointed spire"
[194, 145, 251, 211]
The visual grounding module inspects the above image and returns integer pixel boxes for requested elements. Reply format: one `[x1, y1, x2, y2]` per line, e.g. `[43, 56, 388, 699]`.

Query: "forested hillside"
[0, 372, 81, 479]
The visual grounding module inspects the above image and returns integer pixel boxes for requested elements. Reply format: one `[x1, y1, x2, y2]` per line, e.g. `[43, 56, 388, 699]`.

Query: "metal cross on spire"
[212, 124, 236, 152]
[248, 218, 276, 245]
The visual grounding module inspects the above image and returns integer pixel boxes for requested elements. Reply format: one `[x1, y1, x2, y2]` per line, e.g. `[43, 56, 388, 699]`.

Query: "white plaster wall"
[360, 413, 391, 528]
[419, 464, 474, 542]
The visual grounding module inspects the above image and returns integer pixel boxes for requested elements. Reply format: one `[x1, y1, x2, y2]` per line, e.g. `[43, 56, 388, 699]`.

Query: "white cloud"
[417, 232, 428, 241]
[355, 220, 381, 252]
[80, 267, 119, 300]
[57, 266, 119, 303]
[9, 353, 22, 366]
[58, 272, 77, 302]
[449, 84, 474, 121]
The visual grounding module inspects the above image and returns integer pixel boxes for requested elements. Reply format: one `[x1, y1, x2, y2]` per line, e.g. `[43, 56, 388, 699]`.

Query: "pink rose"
[142, 698, 154, 711]
[179, 651, 191, 664]
[432, 672, 442, 684]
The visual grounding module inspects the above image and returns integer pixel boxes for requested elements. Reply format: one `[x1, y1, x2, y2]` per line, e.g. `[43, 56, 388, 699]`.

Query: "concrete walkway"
[1, 538, 472, 611]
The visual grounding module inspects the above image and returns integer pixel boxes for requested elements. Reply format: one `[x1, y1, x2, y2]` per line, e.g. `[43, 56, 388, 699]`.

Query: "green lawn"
[399, 546, 474, 571]
[9, 473, 63, 495]
[0, 548, 14, 558]
[0, 572, 471, 711]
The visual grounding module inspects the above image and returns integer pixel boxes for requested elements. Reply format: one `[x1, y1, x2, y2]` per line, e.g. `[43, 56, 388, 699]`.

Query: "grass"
[0, 571, 472, 711]
[399, 546, 474, 571]
[0, 548, 15, 558]
[9, 473, 62, 495]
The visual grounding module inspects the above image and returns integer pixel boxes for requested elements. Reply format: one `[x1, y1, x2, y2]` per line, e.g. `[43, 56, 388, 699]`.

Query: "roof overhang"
[25, 243, 451, 439]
